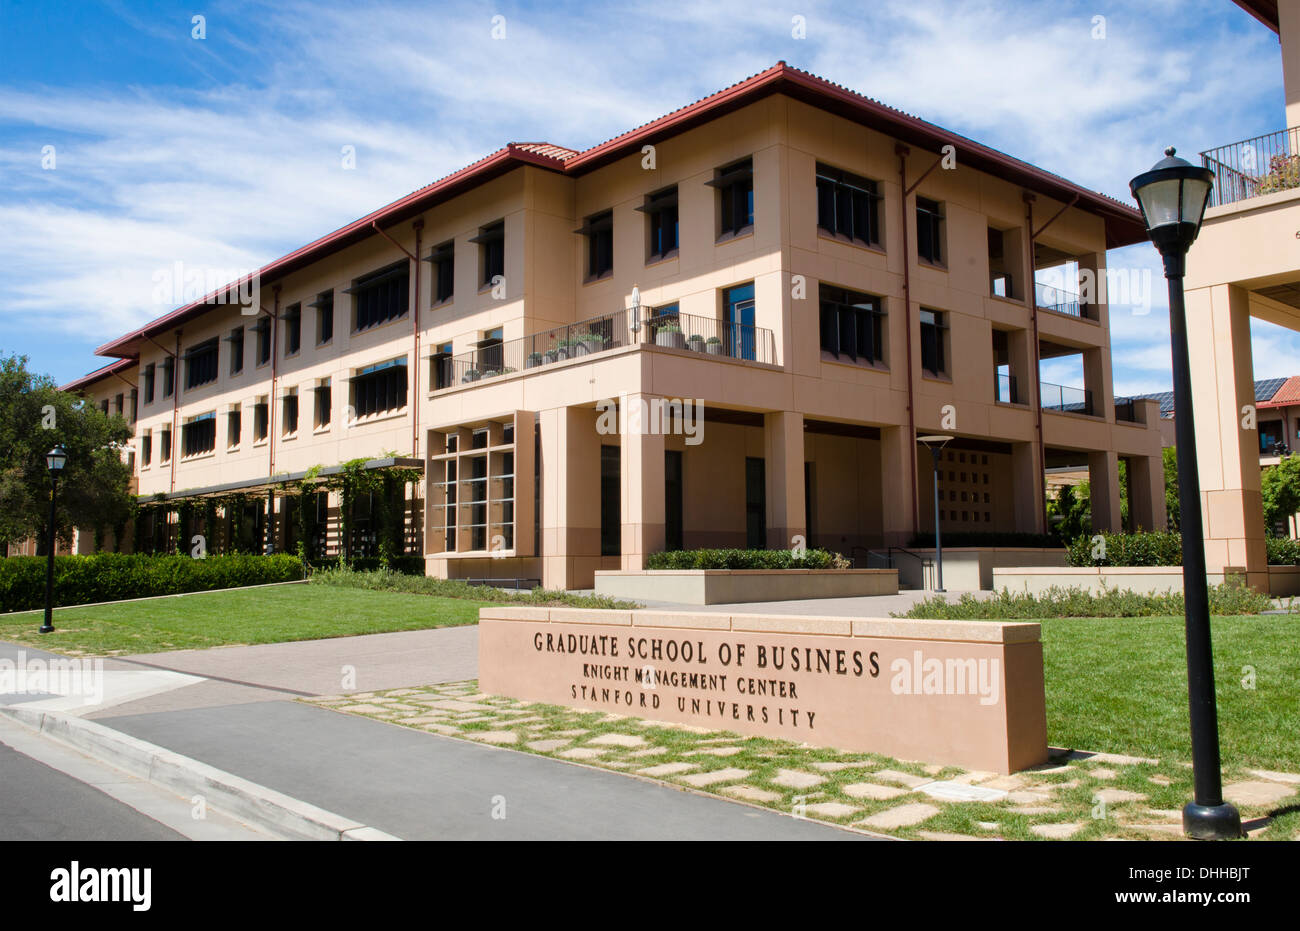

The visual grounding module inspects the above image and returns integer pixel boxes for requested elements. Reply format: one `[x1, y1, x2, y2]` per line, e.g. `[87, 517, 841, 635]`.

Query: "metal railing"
[995, 372, 1020, 404]
[1035, 281, 1084, 318]
[1114, 396, 1140, 423]
[1201, 126, 1300, 208]
[1040, 380, 1093, 416]
[437, 306, 776, 388]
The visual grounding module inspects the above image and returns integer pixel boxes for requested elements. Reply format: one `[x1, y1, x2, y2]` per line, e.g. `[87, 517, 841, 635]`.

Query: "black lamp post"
[40, 444, 67, 635]
[917, 434, 953, 592]
[1130, 147, 1241, 840]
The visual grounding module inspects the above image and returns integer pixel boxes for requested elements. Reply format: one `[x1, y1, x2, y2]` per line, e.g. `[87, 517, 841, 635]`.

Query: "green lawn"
[1038, 614, 1299, 771]
[0, 583, 486, 655]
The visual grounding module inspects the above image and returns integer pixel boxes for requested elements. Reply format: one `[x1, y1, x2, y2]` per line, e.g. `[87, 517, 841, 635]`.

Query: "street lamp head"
[917, 434, 954, 447]
[1129, 147, 1215, 257]
[45, 445, 67, 473]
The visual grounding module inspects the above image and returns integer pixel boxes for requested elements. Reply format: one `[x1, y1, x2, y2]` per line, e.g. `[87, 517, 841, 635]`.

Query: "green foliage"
[645, 548, 843, 569]
[1266, 536, 1300, 566]
[907, 531, 1061, 549]
[1048, 483, 1090, 542]
[894, 581, 1273, 619]
[1261, 454, 1300, 534]
[0, 553, 304, 613]
[0, 353, 134, 550]
[1163, 446, 1180, 531]
[1065, 530, 1182, 567]
[311, 565, 639, 609]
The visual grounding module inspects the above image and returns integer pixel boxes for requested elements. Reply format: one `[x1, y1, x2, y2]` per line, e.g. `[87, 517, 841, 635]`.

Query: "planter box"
[655, 331, 685, 349]
[594, 568, 898, 604]
[479, 606, 1048, 773]
[991, 565, 1251, 595]
[899, 547, 1068, 591]
[705, 342, 724, 355]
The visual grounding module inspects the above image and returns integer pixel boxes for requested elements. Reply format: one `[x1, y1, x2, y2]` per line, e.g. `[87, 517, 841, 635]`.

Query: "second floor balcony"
[434, 306, 777, 389]
[1202, 126, 1300, 209]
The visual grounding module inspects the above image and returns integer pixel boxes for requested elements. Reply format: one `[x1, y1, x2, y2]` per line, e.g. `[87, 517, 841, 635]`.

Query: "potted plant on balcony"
[482, 369, 499, 379]
[462, 369, 481, 383]
[705, 335, 724, 356]
[686, 333, 705, 351]
[655, 322, 685, 349]
[544, 348, 559, 364]
[580, 331, 604, 355]
[554, 340, 571, 361]
[525, 352, 544, 369]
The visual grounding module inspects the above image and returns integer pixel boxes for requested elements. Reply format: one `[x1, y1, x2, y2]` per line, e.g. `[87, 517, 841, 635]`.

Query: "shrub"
[347, 555, 425, 575]
[644, 548, 844, 570]
[892, 581, 1273, 619]
[1267, 536, 1300, 566]
[0, 553, 304, 613]
[311, 566, 638, 609]
[907, 532, 1062, 549]
[1065, 531, 1182, 567]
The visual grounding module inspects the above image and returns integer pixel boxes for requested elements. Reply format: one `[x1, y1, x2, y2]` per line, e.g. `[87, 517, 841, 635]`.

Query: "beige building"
[64, 62, 1165, 588]
[1182, 1, 1300, 589]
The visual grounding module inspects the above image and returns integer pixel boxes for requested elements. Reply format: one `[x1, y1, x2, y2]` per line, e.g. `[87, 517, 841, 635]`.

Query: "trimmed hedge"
[346, 556, 425, 575]
[894, 582, 1274, 619]
[0, 553, 304, 613]
[1267, 536, 1300, 566]
[1065, 531, 1182, 567]
[908, 532, 1062, 549]
[311, 566, 639, 609]
[645, 548, 845, 570]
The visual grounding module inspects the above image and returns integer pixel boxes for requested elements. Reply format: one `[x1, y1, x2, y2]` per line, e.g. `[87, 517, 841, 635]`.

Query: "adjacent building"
[62, 62, 1166, 588]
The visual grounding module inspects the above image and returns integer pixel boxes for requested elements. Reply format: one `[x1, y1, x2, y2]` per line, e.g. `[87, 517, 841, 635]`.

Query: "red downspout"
[169, 331, 180, 495]
[268, 286, 280, 552]
[1024, 194, 1048, 533]
[411, 219, 423, 459]
[897, 144, 919, 535]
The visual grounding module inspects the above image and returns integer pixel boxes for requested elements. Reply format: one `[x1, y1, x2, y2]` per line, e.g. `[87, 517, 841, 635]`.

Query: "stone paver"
[627, 747, 668, 758]
[1031, 822, 1083, 839]
[469, 730, 518, 745]
[1093, 788, 1146, 804]
[856, 803, 940, 830]
[525, 739, 571, 753]
[872, 769, 929, 788]
[679, 768, 751, 787]
[588, 733, 648, 748]
[722, 785, 783, 804]
[1224, 781, 1297, 807]
[1249, 769, 1300, 785]
[811, 761, 876, 772]
[917, 780, 1008, 803]
[771, 769, 827, 789]
[638, 762, 698, 777]
[843, 782, 909, 801]
[803, 802, 860, 819]
[557, 747, 608, 760]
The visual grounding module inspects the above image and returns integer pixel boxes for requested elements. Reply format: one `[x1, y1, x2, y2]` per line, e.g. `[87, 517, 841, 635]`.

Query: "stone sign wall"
[478, 608, 1049, 774]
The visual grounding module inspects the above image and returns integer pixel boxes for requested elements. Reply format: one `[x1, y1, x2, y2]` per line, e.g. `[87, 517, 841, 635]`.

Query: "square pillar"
[1186, 283, 1269, 588]
[880, 425, 914, 546]
[763, 411, 806, 549]
[540, 406, 602, 589]
[1088, 450, 1121, 533]
[1127, 453, 1168, 533]
[620, 395, 665, 571]
[1011, 441, 1045, 534]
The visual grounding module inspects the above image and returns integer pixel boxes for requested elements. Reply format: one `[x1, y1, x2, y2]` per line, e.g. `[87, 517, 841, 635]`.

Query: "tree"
[1162, 446, 1180, 531]
[1261, 453, 1300, 536]
[1048, 482, 1090, 542]
[0, 353, 134, 552]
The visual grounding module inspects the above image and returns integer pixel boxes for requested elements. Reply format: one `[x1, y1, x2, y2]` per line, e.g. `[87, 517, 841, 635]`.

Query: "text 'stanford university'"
[63, 62, 1166, 589]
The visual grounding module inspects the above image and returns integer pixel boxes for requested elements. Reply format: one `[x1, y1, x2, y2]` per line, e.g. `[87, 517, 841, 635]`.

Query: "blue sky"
[0, 0, 1293, 394]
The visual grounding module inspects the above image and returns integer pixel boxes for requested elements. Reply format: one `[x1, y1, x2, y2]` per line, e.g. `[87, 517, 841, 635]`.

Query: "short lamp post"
[1130, 147, 1241, 840]
[41, 444, 68, 634]
[917, 434, 953, 593]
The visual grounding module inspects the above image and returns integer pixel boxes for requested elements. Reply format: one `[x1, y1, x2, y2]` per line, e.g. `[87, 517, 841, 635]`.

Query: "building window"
[141, 431, 152, 467]
[181, 413, 216, 458]
[143, 363, 156, 404]
[665, 449, 683, 551]
[283, 304, 301, 356]
[431, 342, 454, 390]
[476, 328, 503, 374]
[920, 308, 949, 376]
[723, 282, 756, 361]
[348, 262, 409, 332]
[819, 284, 885, 365]
[472, 221, 505, 288]
[816, 163, 880, 246]
[314, 380, 331, 429]
[712, 157, 754, 238]
[916, 196, 945, 265]
[311, 290, 334, 344]
[114, 394, 124, 416]
[160, 426, 172, 463]
[100, 398, 109, 415]
[745, 457, 766, 549]
[183, 338, 219, 390]
[253, 399, 269, 442]
[427, 241, 454, 304]
[228, 326, 245, 374]
[129, 388, 137, 422]
[162, 356, 175, 398]
[254, 317, 271, 366]
[578, 210, 613, 280]
[282, 390, 299, 436]
[600, 445, 621, 556]
[351, 358, 408, 419]
[643, 186, 679, 261]
[227, 406, 241, 448]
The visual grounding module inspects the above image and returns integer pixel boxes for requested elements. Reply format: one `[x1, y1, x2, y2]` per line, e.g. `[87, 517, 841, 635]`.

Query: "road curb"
[0, 705, 400, 841]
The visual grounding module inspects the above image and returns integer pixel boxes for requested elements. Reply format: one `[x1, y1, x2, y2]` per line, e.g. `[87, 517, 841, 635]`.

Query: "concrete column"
[1088, 450, 1122, 532]
[620, 395, 665, 571]
[1011, 441, 1045, 534]
[1127, 453, 1168, 533]
[763, 411, 806, 549]
[1186, 283, 1269, 589]
[880, 426, 913, 546]
[1281, 1, 1300, 129]
[1077, 252, 1109, 328]
[540, 406, 602, 589]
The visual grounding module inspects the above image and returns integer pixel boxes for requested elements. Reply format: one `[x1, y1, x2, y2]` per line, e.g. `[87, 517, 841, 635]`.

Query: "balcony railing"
[435, 306, 776, 388]
[1035, 281, 1085, 318]
[1201, 126, 1300, 208]
[1040, 381, 1093, 416]
[994, 372, 1020, 404]
[1114, 396, 1140, 423]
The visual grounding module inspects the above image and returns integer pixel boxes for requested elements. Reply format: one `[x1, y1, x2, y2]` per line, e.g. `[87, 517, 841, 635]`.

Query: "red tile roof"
[94, 62, 1146, 361]
[1259, 375, 1300, 407]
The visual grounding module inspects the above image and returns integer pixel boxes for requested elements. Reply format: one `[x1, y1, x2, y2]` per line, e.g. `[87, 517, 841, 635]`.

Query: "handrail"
[1201, 126, 1300, 208]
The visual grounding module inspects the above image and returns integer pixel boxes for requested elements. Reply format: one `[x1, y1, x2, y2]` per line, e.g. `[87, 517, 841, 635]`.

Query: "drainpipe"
[897, 144, 920, 535]
[267, 285, 280, 554]
[1023, 194, 1048, 534]
[412, 219, 423, 459]
[170, 331, 181, 496]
